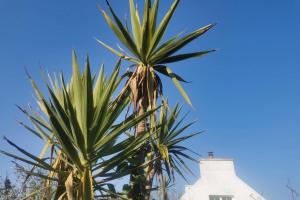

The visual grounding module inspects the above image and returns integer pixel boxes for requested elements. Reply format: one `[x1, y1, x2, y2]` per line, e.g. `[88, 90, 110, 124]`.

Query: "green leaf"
[3, 137, 55, 171]
[165, 67, 192, 106]
[94, 106, 159, 151]
[169, 132, 201, 147]
[82, 56, 94, 148]
[71, 51, 86, 143]
[18, 121, 49, 142]
[17, 106, 52, 131]
[141, 0, 151, 61]
[148, 31, 183, 59]
[103, 0, 139, 57]
[149, 0, 180, 55]
[154, 65, 189, 83]
[151, 24, 215, 64]
[0, 150, 52, 171]
[129, 0, 142, 48]
[172, 158, 189, 182]
[149, 0, 159, 36]
[42, 99, 83, 170]
[92, 59, 122, 143]
[168, 122, 197, 142]
[96, 39, 139, 63]
[93, 64, 105, 105]
[159, 50, 215, 64]
[61, 79, 86, 155]
[166, 103, 181, 130]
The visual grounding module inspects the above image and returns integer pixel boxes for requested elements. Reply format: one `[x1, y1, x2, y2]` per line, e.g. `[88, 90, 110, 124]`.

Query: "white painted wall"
[181, 159, 266, 200]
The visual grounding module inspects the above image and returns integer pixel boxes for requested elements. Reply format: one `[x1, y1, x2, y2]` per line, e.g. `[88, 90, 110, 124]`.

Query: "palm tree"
[99, 0, 214, 198]
[1, 52, 156, 200]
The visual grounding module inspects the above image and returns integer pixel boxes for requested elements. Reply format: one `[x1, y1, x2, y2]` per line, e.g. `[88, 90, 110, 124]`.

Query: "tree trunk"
[145, 162, 155, 200]
[128, 65, 150, 200]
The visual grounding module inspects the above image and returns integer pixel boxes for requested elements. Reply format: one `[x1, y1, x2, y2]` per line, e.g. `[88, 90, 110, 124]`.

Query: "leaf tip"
[24, 67, 32, 79]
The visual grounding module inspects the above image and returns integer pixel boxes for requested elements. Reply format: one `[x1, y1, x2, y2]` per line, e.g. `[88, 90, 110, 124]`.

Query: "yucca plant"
[1, 52, 156, 200]
[145, 104, 201, 199]
[99, 0, 214, 198]
[99, 0, 214, 114]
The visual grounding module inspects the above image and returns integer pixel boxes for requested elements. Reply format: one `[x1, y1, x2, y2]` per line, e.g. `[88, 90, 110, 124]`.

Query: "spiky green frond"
[151, 104, 201, 182]
[101, 0, 214, 65]
[100, 0, 215, 106]
[1, 51, 156, 199]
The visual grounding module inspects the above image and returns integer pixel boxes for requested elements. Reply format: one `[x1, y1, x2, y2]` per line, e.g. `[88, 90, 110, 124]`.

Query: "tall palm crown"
[98, 0, 215, 107]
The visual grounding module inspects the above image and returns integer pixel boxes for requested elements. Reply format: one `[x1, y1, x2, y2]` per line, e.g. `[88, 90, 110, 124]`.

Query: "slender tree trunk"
[145, 162, 155, 200]
[82, 166, 93, 200]
[136, 98, 148, 137]
[128, 65, 150, 200]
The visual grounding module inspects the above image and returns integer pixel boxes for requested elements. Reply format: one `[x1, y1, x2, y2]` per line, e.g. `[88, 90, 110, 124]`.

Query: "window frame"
[209, 195, 233, 200]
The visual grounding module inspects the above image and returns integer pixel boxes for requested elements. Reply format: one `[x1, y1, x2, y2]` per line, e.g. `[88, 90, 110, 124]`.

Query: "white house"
[181, 153, 266, 200]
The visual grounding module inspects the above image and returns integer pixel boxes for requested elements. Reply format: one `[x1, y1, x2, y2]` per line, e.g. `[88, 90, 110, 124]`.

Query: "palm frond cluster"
[2, 54, 155, 199]
[0, 0, 214, 199]
[99, 0, 214, 106]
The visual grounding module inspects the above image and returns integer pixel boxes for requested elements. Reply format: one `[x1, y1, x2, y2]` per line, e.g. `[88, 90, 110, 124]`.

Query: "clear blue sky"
[0, 0, 299, 199]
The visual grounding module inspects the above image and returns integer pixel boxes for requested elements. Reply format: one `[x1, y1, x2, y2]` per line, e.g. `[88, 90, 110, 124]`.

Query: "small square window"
[209, 195, 233, 200]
